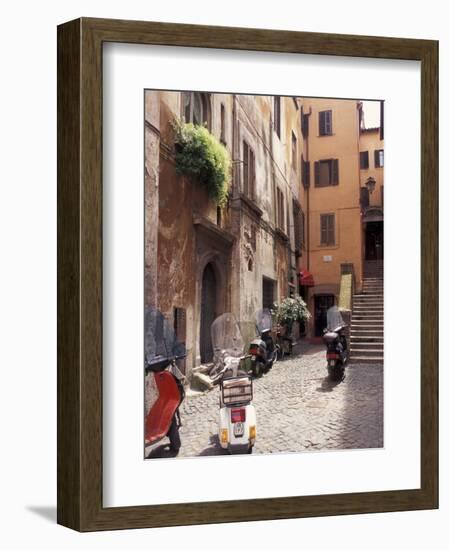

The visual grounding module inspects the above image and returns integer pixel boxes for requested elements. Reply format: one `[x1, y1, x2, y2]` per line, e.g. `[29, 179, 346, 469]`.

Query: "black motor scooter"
[248, 309, 280, 377]
[322, 305, 348, 381]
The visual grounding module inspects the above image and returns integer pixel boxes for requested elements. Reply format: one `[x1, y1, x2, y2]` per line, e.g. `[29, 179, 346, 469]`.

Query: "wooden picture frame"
[57, 17, 438, 532]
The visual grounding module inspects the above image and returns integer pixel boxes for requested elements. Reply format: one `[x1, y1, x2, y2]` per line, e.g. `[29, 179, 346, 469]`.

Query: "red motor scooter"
[144, 307, 186, 453]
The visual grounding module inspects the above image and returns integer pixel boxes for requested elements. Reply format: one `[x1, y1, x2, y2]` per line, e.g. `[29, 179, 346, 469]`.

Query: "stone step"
[351, 335, 384, 343]
[351, 342, 384, 349]
[354, 294, 383, 299]
[349, 355, 384, 364]
[351, 330, 384, 336]
[350, 348, 384, 357]
[352, 314, 384, 320]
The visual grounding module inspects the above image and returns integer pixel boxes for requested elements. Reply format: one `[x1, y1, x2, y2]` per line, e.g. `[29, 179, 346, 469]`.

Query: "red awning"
[299, 269, 315, 287]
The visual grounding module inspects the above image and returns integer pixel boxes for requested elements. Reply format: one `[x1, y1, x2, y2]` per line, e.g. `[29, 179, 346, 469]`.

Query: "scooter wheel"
[168, 418, 181, 452]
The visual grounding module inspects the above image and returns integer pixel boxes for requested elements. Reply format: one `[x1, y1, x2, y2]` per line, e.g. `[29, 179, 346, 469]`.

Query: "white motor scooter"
[211, 313, 256, 454]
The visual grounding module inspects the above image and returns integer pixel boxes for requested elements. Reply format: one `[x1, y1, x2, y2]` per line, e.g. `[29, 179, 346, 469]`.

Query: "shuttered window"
[374, 149, 384, 167]
[273, 96, 281, 138]
[360, 187, 370, 210]
[220, 104, 226, 144]
[360, 151, 369, 169]
[301, 156, 310, 188]
[320, 213, 335, 246]
[263, 278, 276, 310]
[276, 187, 285, 231]
[318, 110, 332, 136]
[314, 159, 339, 187]
[242, 141, 255, 200]
[301, 105, 309, 137]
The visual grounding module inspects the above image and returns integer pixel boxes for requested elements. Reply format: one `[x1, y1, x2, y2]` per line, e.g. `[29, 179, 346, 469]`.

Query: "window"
[360, 151, 369, 169]
[293, 201, 305, 253]
[273, 96, 281, 138]
[242, 141, 255, 200]
[276, 187, 285, 232]
[291, 131, 297, 170]
[301, 105, 309, 137]
[301, 155, 310, 188]
[320, 213, 335, 246]
[220, 103, 226, 144]
[375, 149, 384, 167]
[263, 277, 276, 309]
[182, 92, 210, 126]
[314, 159, 339, 187]
[318, 110, 333, 136]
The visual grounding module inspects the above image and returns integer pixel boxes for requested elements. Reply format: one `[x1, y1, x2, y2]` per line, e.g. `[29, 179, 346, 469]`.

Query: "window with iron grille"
[273, 96, 281, 138]
[318, 110, 333, 136]
[320, 213, 335, 246]
[360, 151, 369, 169]
[314, 159, 339, 187]
[242, 141, 255, 200]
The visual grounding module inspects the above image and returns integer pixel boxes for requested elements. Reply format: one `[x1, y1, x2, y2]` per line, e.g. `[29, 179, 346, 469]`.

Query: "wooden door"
[200, 263, 217, 363]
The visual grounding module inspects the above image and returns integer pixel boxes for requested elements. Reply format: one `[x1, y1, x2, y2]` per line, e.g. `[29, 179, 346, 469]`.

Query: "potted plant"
[172, 119, 231, 207]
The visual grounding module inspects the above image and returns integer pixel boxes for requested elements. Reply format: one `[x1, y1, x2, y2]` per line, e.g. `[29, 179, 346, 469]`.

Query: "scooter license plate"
[234, 422, 244, 437]
[329, 359, 336, 366]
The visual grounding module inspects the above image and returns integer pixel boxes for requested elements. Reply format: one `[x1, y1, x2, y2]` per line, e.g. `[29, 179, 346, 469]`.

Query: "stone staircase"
[350, 260, 383, 363]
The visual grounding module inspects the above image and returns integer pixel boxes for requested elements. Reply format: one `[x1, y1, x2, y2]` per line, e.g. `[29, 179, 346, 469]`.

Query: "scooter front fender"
[145, 371, 181, 445]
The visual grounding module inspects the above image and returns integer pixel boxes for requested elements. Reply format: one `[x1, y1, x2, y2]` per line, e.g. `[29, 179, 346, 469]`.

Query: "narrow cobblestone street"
[145, 344, 383, 459]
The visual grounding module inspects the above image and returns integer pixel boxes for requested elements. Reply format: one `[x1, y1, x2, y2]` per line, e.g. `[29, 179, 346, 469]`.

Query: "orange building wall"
[302, 98, 363, 295]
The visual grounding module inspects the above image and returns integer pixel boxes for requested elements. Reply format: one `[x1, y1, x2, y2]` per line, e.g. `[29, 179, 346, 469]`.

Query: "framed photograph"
[57, 17, 438, 531]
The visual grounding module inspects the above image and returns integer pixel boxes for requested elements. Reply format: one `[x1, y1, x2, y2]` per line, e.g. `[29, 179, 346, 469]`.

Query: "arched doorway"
[200, 263, 217, 363]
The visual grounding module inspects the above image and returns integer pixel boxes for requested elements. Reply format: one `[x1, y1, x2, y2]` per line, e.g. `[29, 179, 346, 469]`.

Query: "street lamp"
[365, 176, 376, 194]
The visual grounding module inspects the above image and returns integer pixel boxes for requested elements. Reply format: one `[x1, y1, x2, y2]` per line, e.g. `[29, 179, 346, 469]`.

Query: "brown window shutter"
[305, 161, 310, 187]
[329, 214, 335, 244]
[326, 111, 332, 134]
[374, 150, 380, 167]
[314, 161, 320, 186]
[319, 112, 325, 135]
[332, 159, 339, 185]
[320, 215, 327, 245]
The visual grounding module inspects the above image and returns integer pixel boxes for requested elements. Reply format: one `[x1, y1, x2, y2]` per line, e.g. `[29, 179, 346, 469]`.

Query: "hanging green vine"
[173, 119, 231, 207]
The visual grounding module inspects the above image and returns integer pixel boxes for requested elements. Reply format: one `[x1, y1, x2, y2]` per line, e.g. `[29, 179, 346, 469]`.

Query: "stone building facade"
[145, 91, 304, 377]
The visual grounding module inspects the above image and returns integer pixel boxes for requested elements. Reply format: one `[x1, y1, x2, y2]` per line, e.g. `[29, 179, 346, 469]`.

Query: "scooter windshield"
[144, 306, 185, 366]
[211, 313, 245, 358]
[255, 308, 273, 333]
[326, 305, 345, 332]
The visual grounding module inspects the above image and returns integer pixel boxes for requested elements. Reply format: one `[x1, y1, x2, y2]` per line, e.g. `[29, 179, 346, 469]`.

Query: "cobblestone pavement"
[145, 344, 383, 459]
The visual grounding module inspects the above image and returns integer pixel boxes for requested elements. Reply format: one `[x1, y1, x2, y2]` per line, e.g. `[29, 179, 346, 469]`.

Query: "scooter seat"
[145, 371, 181, 445]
